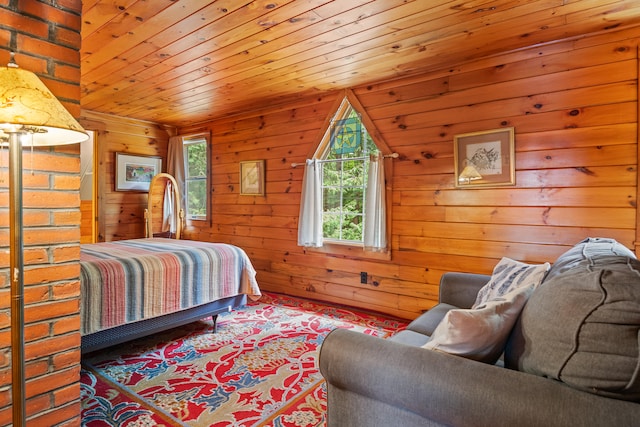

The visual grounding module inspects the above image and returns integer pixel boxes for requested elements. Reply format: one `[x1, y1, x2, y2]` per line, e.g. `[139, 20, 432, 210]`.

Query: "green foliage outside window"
[185, 141, 207, 218]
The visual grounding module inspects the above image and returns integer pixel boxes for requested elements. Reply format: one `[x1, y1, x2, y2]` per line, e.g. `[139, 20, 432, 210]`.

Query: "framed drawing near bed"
[240, 160, 265, 195]
[115, 152, 162, 192]
[454, 127, 515, 188]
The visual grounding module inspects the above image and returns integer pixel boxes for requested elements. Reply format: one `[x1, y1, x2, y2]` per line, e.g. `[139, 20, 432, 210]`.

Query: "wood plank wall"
[176, 25, 640, 320]
[78, 111, 172, 241]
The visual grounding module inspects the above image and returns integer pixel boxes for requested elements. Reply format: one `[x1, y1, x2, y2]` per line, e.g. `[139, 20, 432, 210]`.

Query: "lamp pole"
[8, 129, 26, 427]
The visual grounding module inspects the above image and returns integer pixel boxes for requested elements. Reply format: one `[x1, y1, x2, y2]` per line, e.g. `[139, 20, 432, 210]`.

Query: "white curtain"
[162, 181, 175, 233]
[364, 153, 387, 251]
[167, 136, 186, 212]
[297, 159, 323, 247]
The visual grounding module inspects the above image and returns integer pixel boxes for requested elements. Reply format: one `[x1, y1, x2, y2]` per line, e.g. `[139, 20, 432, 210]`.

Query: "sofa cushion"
[506, 254, 640, 402]
[406, 303, 459, 336]
[543, 237, 636, 282]
[473, 257, 550, 308]
[422, 285, 534, 364]
[389, 329, 431, 347]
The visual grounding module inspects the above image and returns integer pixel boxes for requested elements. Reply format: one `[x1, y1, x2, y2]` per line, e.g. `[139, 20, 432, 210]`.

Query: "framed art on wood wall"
[240, 160, 265, 195]
[115, 152, 162, 192]
[454, 127, 515, 188]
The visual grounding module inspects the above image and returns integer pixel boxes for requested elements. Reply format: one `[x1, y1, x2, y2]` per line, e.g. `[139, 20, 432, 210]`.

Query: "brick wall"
[0, 1, 83, 426]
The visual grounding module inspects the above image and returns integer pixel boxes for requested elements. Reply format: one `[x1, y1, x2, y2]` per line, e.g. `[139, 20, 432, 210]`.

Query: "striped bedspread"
[80, 238, 261, 335]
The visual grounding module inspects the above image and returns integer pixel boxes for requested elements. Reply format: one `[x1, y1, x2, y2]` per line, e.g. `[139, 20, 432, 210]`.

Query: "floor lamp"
[0, 57, 88, 426]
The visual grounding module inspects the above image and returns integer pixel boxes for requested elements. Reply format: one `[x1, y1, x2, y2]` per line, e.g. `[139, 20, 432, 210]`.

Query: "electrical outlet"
[360, 272, 367, 284]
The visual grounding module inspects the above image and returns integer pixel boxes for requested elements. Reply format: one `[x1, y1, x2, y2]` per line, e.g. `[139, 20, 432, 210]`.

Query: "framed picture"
[240, 160, 265, 195]
[454, 127, 515, 188]
[115, 152, 162, 192]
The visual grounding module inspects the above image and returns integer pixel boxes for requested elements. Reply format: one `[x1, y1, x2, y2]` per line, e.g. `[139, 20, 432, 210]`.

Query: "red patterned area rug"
[81, 292, 407, 426]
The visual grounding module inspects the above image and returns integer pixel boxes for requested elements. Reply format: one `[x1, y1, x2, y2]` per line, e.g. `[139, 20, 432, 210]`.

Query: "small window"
[183, 136, 208, 221]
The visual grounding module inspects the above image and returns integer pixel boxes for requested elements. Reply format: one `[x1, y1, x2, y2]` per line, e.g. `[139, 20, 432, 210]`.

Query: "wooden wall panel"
[178, 26, 639, 320]
[78, 111, 172, 241]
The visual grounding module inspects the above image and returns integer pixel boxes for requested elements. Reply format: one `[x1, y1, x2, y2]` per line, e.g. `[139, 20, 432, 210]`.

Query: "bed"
[80, 237, 261, 353]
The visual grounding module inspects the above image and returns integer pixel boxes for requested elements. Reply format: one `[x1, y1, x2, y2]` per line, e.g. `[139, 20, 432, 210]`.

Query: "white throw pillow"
[422, 258, 550, 364]
[473, 257, 550, 308]
[423, 286, 532, 364]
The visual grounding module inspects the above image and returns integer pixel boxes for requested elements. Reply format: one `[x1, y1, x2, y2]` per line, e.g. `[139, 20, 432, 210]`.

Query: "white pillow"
[473, 257, 550, 308]
[423, 286, 532, 364]
[422, 258, 550, 364]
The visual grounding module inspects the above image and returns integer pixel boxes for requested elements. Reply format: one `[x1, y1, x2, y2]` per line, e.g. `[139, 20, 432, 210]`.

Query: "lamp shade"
[458, 162, 483, 183]
[0, 64, 88, 145]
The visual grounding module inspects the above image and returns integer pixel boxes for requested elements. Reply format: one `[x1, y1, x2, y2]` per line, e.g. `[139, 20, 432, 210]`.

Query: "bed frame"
[81, 294, 247, 354]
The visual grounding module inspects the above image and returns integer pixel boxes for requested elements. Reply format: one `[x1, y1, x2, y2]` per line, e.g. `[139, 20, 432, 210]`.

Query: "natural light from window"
[318, 102, 380, 244]
[183, 136, 208, 220]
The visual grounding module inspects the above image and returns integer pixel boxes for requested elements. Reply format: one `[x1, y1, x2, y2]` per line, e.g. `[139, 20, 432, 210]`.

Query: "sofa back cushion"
[505, 238, 640, 402]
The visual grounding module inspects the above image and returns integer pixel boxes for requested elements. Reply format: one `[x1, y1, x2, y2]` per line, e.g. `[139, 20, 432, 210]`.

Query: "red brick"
[17, 34, 78, 68]
[27, 365, 80, 398]
[53, 382, 80, 407]
[0, 365, 9, 385]
[24, 227, 79, 246]
[25, 298, 78, 323]
[40, 75, 81, 102]
[11, 53, 48, 74]
[52, 348, 79, 371]
[25, 333, 79, 361]
[0, 406, 10, 427]
[25, 284, 50, 304]
[23, 172, 51, 189]
[54, 175, 80, 190]
[0, 208, 51, 231]
[52, 246, 80, 263]
[30, 401, 81, 427]
[24, 321, 50, 342]
[0, 292, 8, 311]
[24, 191, 79, 209]
[52, 317, 80, 336]
[53, 210, 82, 226]
[18, 0, 82, 33]
[24, 248, 48, 265]
[26, 358, 49, 378]
[55, 26, 81, 49]
[28, 152, 80, 174]
[0, 29, 11, 50]
[51, 281, 80, 300]
[54, 63, 81, 83]
[25, 393, 52, 421]
[25, 264, 79, 286]
[0, 9, 48, 39]
[0, 347, 7, 368]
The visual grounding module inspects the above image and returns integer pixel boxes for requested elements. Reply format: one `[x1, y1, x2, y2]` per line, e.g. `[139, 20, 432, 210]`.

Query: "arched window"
[298, 91, 393, 259]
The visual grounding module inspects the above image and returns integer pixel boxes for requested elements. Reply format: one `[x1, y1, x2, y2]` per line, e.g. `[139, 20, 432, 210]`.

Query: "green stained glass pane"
[330, 117, 361, 155]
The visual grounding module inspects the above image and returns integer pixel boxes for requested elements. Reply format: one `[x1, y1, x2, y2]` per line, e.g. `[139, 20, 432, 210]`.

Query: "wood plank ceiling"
[81, 0, 640, 127]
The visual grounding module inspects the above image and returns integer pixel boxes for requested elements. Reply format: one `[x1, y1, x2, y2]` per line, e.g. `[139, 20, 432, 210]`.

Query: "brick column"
[0, 1, 83, 426]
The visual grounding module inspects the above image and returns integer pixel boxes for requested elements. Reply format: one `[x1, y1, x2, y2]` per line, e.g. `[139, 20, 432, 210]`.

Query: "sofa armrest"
[439, 272, 490, 308]
[319, 329, 640, 427]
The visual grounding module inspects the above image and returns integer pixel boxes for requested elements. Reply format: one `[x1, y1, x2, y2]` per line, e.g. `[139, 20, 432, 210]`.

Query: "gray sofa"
[319, 238, 640, 426]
